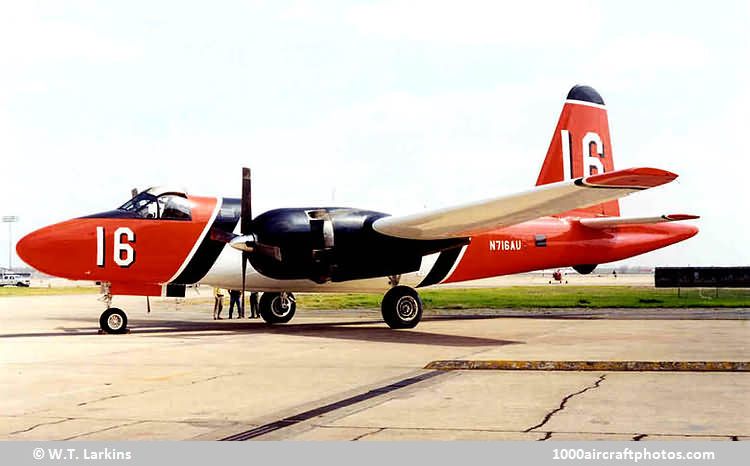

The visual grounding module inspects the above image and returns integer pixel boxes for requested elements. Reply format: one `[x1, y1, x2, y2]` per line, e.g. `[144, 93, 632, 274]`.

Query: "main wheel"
[381, 286, 423, 329]
[99, 307, 128, 334]
[259, 292, 296, 324]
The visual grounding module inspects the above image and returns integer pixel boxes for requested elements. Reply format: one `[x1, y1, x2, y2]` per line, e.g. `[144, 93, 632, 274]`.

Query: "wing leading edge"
[579, 214, 700, 229]
[372, 167, 677, 240]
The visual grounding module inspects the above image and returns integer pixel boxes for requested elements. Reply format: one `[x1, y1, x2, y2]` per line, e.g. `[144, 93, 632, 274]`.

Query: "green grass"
[0, 286, 99, 297]
[2, 285, 749, 309]
[296, 286, 750, 310]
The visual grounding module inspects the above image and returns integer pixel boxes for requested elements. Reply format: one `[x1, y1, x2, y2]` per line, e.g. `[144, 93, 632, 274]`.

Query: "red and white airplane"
[17, 85, 699, 333]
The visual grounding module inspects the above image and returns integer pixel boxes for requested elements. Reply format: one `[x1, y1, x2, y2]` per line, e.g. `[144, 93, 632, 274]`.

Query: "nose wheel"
[99, 308, 129, 334]
[381, 285, 423, 329]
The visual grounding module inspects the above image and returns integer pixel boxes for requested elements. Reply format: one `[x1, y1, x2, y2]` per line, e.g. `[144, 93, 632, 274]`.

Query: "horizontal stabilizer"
[579, 214, 700, 229]
[373, 167, 678, 240]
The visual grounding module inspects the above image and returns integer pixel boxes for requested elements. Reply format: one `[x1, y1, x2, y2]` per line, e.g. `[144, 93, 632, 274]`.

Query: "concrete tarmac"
[0, 294, 748, 441]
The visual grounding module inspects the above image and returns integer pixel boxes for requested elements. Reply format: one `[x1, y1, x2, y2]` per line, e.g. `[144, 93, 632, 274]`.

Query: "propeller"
[231, 168, 281, 261]
[209, 167, 282, 311]
[240, 167, 251, 308]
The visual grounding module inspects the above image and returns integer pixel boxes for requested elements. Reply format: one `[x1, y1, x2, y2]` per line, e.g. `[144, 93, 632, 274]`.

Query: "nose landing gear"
[97, 283, 130, 334]
[99, 307, 129, 334]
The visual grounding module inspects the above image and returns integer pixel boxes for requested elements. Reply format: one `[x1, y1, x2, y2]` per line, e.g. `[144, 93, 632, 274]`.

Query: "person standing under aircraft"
[250, 292, 259, 319]
[213, 287, 225, 320]
[228, 289, 243, 319]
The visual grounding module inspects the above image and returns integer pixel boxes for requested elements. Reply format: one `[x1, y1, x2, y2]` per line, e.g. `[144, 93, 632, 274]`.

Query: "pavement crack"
[189, 373, 241, 385]
[524, 374, 606, 432]
[9, 418, 71, 435]
[351, 427, 385, 441]
[78, 394, 124, 407]
[63, 421, 144, 440]
[538, 432, 552, 441]
[74, 372, 241, 408]
[633, 434, 647, 441]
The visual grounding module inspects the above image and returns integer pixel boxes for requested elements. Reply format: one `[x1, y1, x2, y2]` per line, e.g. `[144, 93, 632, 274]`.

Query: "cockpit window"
[118, 192, 192, 220]
[157, 195, 192, 220]
[119, 192, 157, 214]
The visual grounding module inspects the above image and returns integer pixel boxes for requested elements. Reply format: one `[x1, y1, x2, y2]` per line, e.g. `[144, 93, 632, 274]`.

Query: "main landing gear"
[255, 287, 422, 329]
[381, 285, 423, 329]
[259, 291, 296, 324]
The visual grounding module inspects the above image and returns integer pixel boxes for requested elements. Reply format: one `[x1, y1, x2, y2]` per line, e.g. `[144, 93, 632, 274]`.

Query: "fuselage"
[16, 194, 698, 296]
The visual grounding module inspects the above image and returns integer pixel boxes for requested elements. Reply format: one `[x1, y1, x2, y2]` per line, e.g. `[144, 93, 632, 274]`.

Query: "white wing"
[372, 167, 678, 240]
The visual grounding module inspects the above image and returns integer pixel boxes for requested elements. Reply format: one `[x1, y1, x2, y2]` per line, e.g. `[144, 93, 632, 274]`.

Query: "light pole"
[2, 216, 19, 270]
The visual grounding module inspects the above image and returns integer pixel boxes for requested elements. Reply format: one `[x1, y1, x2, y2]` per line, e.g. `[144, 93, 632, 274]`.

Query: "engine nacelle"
[248, 208, 464, 283]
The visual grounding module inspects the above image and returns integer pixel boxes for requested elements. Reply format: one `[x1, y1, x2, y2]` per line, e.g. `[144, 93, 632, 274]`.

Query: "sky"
[1, 0, 749, 269]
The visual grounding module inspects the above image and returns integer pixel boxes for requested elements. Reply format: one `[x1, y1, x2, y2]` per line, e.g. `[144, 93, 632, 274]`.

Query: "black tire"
[100, 308, 128, 334]
[381, 286, 422, 329]
[259, 292, 296, 324]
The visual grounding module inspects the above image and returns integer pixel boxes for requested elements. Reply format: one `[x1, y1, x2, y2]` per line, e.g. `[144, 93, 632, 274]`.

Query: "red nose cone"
[16, 228, 43, 273]
[17, 224, 62, 278]
[16, 220, 98, 280]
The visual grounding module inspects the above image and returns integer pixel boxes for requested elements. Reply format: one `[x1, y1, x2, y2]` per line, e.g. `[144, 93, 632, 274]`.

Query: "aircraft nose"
[16, 220, 94, 279]
[16, 225, 56, 275]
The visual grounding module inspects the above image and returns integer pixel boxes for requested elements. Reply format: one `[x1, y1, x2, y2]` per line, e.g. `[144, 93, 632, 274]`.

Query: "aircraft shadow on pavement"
[1, 315, 521, 348]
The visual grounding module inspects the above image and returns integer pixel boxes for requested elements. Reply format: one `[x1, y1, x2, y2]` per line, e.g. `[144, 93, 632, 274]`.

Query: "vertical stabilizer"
[536, 85, 619, 217]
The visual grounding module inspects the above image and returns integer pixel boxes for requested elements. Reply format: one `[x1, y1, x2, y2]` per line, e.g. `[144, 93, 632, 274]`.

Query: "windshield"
[119, 192, 158, 213]
[118, 192, 191, 220]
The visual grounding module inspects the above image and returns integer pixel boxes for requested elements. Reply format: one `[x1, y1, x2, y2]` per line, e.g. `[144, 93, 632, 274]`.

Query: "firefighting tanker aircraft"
[17, 85, 699, 334]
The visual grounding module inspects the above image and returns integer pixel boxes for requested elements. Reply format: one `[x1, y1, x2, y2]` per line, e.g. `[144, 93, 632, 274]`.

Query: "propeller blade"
[229, 235, 282, 261]
[210, 228, 237, 244]
[240, 167, 253, 312]
[241, 167, 252, 235]
[241, 251, 247, 314]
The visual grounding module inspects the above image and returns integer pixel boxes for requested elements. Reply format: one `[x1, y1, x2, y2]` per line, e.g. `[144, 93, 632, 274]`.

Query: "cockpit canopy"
[119, 186, 192, 220]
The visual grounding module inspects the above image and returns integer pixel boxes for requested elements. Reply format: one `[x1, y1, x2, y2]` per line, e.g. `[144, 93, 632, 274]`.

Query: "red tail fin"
[536, 85, 619, 217]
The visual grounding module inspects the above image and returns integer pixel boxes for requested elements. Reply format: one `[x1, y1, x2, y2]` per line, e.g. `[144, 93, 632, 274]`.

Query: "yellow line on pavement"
[424, 360, 750, 372]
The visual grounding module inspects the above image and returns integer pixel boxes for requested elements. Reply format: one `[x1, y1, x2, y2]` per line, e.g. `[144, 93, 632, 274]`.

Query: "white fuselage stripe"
[564, 99, 607, 110]
[165, 197, 222, 284]
[441, 244, 467, 283]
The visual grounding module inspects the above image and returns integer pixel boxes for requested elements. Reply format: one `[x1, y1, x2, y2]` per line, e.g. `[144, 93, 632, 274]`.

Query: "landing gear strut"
[97, 283, 129, 334]
[259, 291, 296, 324]
[381, 285, 423, 329]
